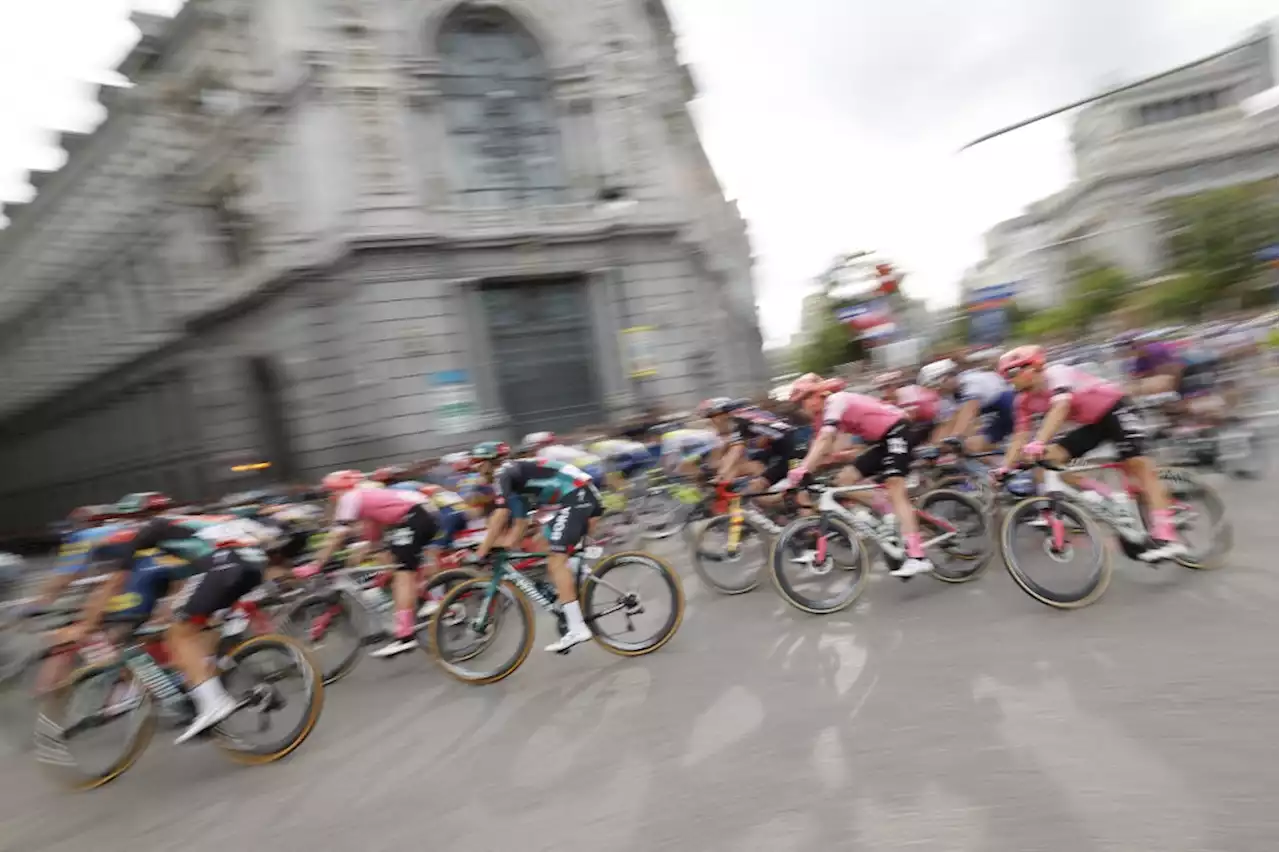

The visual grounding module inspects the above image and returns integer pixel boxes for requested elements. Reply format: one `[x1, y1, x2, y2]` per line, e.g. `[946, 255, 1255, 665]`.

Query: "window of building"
[206, 187, 252, 268]
[1134, 88, 1228, 127]
[437, 4, 565, 206]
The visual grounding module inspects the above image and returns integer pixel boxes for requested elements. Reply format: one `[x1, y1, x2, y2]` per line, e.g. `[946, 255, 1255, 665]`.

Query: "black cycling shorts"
[759, 432, 802, 485]
[853, 420, 912, 480]
[1177, 360, 1217, 398]
[384, 504, 439, 572]
[1056, 399, 1146, 460]
[544, 486, 602, 554]
[173, 548, 265, 624]
[903, 419, 935, 449]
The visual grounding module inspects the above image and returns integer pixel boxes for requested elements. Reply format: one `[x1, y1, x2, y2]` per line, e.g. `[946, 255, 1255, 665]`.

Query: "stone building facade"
[0, 0, 767, 536]
[975, 22, 1278, 308]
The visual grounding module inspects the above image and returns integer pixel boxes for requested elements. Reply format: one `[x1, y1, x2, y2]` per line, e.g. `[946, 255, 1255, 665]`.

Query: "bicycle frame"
[469, 547, 618, 633]
[1035, 462, 1149, 545]
[810, 483, 959, 563]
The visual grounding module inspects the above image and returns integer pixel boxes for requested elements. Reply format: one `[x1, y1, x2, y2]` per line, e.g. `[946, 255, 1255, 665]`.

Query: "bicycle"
[429, 542, 684, 684]
[279, 554, 479, 684]
[689, 480, 802, 595]
[770, 478, 992, 614]
[998, 459, 1231, 610]
[0, 602, 84, 752]
[35, 615, 323, 790]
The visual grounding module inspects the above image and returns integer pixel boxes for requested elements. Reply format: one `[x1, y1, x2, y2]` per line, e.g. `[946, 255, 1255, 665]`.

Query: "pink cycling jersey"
[820, 391, 906, 442]
[894, 385, 940, 423]
[1014, 364, 1125, 432]
[335, 487, 427, 541]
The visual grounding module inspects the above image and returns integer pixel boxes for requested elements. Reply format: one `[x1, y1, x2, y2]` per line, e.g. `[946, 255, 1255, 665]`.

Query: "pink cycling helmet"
[321, 469, 365, 493]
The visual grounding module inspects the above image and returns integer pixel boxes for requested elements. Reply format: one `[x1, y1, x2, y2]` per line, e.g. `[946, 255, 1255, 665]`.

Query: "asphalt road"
[1, 455, 1276, 852]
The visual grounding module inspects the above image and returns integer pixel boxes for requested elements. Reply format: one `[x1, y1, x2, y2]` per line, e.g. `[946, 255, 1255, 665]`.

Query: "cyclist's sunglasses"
[1001, 364, 1033, 380]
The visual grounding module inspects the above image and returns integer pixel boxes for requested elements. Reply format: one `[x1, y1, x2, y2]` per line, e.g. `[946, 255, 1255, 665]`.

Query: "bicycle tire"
[999, 496, 1111, 609]
[38, 660, 156, 791]
[690, 514, 767, 595]
[429, 578, 534, 685]
[917, 488, 993, 583]
[414, 567, 482, 653]
[579, 551, 685, 656]
[214, 633, 324, 765]
[770, 515, 869, 615]
[1151, 468, 1233, 570]
[279, 591, 363, 685]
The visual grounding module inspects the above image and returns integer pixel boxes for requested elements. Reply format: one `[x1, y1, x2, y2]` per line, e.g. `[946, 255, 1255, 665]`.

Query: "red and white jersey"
[335, 487, 428, 542]
[893, 385, 941, 424]
[819, 392, 905, 442]
[1014, 364, 1125, 432]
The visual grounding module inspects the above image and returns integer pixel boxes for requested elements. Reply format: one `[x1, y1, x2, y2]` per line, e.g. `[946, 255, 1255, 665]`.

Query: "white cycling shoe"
[175, 694, 237, 745]
[889, 558, 934, 578]
[545, 626, 592, 653]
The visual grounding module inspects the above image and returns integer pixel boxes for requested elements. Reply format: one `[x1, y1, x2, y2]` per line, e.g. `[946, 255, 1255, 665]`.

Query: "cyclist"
[588, 437, 656, 488]
[658, 424, 723, 478]
[700, 396, 803, 495]
[371, 465, 410, 486]
[1123, 334, 1184, 398]
[520, 433, 607, 483]
[62, 509, 289, 743]
[416, 482, 478, 617]
[889, 382, 943, 450]
[785, 373, 935, 578]
[468, 440, 601, 653]
[920, 359, 1016, 454]
[298, 470, 441, 659]
[996, 345, 1186, 562]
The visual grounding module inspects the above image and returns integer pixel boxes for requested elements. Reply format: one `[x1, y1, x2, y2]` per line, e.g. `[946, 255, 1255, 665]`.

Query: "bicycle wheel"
[37, 660, 156, 791]
[213, 633, 324, 765]
[770, 515, 869, 614]
[429, 578, 534, 685]
[636, 489, 691, 540]
[1000, 497, 1111, 608]
[917, 488, 993, 583]
[1151, 468, 1232, 570]
[690, 514, 767, 595]
[579, 551, 684, 656]
[279, 590, 363, 685]
[413, 567, 482, 651]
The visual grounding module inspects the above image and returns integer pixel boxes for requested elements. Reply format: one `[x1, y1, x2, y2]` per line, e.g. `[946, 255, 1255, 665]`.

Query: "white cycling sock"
[191, 677, 232, 714]
[563, 600, 586, 632]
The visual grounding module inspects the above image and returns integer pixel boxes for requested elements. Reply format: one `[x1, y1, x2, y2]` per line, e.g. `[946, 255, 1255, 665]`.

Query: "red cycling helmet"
[321, 469, 365, 493]
[996, 345, 1046, 379]
[371, 465, 407, 484]
[789, 373, 846, 403]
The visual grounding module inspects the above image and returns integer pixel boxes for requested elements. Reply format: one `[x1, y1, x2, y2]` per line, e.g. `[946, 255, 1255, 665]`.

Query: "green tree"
[796, 301, 867, 374]
[1063, 258, 1132, 330]
[1163, 183, 1278, 312]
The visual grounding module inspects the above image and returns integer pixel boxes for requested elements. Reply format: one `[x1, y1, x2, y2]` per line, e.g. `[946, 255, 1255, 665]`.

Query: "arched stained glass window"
[437, 5, 566, 206]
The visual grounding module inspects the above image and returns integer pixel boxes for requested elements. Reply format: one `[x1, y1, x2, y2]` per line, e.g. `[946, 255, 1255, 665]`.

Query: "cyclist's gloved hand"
[785, 465, 808, 488]
[1022, 440, 1046, 461]
[991, 466, 1012, 481]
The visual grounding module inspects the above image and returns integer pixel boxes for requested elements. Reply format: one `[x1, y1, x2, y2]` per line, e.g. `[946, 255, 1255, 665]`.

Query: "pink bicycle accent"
[815, 533, 829, 563]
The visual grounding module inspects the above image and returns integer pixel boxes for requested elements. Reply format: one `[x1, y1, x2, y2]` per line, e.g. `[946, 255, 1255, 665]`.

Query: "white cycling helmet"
[918, 359, 957, 388]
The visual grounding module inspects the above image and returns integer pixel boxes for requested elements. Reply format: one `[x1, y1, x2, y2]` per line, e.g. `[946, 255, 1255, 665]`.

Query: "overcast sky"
[0, 0, 1274, 345]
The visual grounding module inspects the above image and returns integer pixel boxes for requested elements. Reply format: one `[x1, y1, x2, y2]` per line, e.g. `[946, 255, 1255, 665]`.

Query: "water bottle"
[361, 586, 392, 614]
[851, 508, 877, 534]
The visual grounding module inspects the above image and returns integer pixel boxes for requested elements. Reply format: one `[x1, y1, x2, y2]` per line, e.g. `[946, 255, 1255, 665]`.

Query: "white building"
[978, 22, 1279, 308]
[0, 0, 767, 536]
